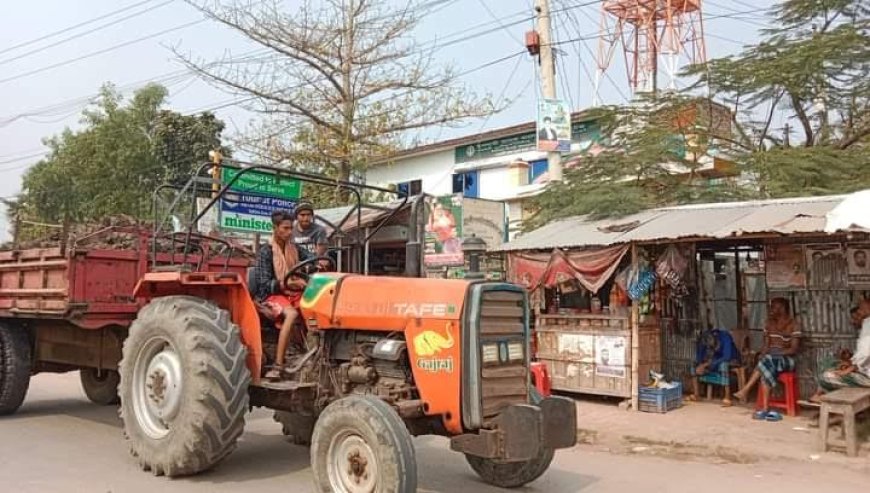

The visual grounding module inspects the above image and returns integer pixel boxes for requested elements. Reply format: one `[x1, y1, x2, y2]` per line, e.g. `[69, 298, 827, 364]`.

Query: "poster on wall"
[424, 194, 464, 266]
[846, 244, 870, 286]
[806, 244, 847, 288]
[557, 333, 594, 363]
[764, 244, 806, 289]
[595, 335, 626, 378]
[536, 99, 572, 152]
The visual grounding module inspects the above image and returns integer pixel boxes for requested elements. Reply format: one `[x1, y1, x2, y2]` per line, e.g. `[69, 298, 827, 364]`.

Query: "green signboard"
[221, 168, 303, 199]
[454, 119, 603, 163]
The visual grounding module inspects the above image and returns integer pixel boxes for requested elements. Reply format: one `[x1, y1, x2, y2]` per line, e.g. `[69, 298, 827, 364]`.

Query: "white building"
[366, 112, 604, 238]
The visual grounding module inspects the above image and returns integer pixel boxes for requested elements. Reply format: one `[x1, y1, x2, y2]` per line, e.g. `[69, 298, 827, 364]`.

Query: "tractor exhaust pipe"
[405, 195, 425, 278]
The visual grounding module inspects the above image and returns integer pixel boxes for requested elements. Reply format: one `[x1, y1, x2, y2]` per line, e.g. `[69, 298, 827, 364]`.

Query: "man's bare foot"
[688, 394, 699, 402]
[721, 398, 733, 407]
[733, 389, 748, 403]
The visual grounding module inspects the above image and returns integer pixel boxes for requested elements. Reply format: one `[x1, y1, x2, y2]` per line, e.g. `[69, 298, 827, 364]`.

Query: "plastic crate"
[638, 382, 683, 413]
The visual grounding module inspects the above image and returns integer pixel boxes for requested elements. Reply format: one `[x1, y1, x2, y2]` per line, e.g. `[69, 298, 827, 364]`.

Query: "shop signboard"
[536, 99, 572, 152]
[424, 194, 464, 266]
[219, 192, 297, 234]
[221, 168, 303, 199]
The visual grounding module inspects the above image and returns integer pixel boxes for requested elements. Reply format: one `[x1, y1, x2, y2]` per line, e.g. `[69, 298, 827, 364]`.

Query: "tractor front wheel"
[0, 324, 31, 416]
[310, 395, 417, 493]
[80, 368, 120, 405]
[119, 296, 250, 477]
[465, 447, 555, 489]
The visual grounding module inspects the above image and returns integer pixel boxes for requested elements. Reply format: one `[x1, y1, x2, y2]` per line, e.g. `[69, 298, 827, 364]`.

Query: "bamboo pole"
[631, 243, 640, 411]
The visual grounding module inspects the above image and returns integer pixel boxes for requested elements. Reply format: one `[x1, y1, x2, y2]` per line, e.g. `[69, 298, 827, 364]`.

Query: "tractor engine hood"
[299, 273, 471, 331]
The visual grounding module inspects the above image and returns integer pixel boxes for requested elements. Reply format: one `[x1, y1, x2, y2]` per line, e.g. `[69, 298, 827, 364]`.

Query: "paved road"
[0, 373, 865, 493]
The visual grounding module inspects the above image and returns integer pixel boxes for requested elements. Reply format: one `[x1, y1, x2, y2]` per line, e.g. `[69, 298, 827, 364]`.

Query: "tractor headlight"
[507, 341, 524, 362]
[482, 344, 499, 364]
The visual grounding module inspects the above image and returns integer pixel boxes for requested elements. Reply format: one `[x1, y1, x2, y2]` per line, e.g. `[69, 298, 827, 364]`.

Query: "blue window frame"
[452, 170, 479, 198]
[529, 159, 548, 183]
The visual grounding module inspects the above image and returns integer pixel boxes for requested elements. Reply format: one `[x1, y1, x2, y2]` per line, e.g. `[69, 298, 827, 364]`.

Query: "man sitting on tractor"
[251, 209, 311, 380]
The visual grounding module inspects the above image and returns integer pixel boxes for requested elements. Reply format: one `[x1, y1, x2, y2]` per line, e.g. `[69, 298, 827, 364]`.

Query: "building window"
[528, 159, 548, 183]
[451, 170, 479, 198]
[396, 179, 422, 196]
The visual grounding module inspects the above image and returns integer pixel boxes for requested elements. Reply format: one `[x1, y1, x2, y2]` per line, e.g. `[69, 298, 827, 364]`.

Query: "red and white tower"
[594, 0, 707, 103]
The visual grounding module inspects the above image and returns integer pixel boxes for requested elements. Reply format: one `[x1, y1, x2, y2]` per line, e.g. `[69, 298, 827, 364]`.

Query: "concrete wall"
[366, 149, 454, 196]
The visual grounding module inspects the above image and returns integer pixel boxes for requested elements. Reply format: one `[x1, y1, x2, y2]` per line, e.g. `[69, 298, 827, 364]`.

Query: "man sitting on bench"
[250, 210, 311, 380]
[811, 299, 870, 401]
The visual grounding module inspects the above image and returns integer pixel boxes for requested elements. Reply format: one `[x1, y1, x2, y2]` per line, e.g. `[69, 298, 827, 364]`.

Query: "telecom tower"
[594, 0, 707, 104]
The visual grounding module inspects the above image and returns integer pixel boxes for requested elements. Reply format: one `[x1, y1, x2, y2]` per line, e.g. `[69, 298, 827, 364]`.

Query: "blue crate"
[638, 382, 683, 413]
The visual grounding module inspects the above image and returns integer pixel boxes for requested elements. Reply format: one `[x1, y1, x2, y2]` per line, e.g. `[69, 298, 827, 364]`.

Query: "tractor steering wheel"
[283, 256, 336, 287]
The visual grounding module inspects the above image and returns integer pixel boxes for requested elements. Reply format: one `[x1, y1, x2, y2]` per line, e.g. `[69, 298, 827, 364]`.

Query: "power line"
[0, 17, 207, 86]
[0, 6, 533, 126]
[0, 0, 161, 56]
[0, 0, 175, 67]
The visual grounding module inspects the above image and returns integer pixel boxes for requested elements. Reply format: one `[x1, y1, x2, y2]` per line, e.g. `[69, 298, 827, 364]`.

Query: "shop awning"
[498, 194, 856, 252]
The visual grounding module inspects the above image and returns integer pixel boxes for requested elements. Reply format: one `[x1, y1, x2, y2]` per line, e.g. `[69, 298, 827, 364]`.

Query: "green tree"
[18, 83, 229, 234]
[530, 0, 869, 227]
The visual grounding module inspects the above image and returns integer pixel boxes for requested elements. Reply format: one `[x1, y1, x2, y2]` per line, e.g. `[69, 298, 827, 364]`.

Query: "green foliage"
[529, 0, 869, 228]
[17, 83, 229, 236]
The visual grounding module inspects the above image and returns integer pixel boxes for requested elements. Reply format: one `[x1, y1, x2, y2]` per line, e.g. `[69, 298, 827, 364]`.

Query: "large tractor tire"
[0, 324, 31, 416]
[465, 447, 555, 489]
[80, 368, 120, 405]
[310, 395, 417, 493]
[119, 296, 250, 477]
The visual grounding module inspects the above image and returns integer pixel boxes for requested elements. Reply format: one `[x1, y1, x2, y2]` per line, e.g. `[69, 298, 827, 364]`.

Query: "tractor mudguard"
[133, 271, 263, 384]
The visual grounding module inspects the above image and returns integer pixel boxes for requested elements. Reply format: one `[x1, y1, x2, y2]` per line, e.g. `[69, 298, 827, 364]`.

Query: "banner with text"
[219, 192, 297, 233]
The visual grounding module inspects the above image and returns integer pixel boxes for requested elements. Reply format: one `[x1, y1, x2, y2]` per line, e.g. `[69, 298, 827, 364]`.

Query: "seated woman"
[811, 300, 870, 401]
[250, 210, 311, 380]
[734, 297, 800, 420]
[689, 327, 741, 406]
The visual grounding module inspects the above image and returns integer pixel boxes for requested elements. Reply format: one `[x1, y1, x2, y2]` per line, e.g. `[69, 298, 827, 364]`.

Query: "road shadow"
[186, 430, 312, 485]
[414, 437, 597, 493]
[9, 397, 123, 429]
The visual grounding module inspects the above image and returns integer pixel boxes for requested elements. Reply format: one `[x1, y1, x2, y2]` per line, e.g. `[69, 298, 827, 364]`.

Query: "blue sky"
[0, 0, 774, 240]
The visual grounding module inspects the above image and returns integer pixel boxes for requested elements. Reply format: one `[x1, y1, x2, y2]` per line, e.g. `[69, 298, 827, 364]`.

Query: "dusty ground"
[0, 373, 867, 493]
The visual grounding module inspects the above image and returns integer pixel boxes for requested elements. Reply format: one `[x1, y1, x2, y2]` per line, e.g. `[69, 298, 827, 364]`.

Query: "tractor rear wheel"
[80, 368, 120, 405]
[0, 324, 31, 416]
[119, 296, 250, 477]
[465, 447, 555, 489]
[310, 395, 417, 493]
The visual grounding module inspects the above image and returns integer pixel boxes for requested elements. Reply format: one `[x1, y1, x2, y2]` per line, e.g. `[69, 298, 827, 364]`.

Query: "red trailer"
[0, 226, 250, 411]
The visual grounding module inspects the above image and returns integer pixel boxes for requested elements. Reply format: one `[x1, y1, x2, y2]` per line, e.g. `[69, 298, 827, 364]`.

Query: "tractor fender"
[133, 271, 263, 384]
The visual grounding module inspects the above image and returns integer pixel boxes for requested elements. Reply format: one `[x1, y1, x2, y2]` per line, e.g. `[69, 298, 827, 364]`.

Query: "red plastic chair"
[755, 371, 799, 417]
[531, 361, 551, 397]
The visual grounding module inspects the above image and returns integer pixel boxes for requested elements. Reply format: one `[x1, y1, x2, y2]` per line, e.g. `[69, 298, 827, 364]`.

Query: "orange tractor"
[4, 163, 576, 491]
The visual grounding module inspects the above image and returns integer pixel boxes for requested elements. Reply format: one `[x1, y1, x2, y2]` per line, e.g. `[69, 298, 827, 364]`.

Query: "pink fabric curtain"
[508, 245, 628, 294]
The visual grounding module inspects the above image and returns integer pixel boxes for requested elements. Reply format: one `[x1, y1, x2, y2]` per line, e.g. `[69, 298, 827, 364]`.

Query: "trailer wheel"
[465, 447, 555, 489]
[80, 368, 120, 405]
[0, 324, 31, 416]
[311, 395, 417, 493]
[119, 296, 250, 477]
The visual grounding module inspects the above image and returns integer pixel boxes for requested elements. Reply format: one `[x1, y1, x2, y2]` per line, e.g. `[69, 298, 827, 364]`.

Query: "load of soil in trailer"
[3, 214, 254, 260]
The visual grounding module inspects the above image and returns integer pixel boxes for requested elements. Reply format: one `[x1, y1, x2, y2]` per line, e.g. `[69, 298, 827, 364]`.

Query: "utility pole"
[535, 0, 563, 182]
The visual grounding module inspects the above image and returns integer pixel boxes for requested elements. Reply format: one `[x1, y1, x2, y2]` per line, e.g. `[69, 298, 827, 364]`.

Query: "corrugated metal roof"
[498, 195, 847, 252]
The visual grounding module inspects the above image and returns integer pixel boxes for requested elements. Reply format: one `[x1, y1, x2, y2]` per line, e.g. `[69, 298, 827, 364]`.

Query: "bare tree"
[179, 0, 497, 186]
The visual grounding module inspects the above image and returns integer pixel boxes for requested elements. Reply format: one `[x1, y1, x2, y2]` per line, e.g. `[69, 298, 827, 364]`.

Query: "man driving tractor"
[251, 209, 311, 380]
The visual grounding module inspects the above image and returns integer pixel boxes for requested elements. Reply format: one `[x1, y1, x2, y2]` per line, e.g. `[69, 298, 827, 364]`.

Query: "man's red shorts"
[264, 292, 301, 321]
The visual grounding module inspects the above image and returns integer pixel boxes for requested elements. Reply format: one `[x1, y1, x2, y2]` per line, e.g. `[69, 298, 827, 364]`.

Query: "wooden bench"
[818, 388, 870, 457]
